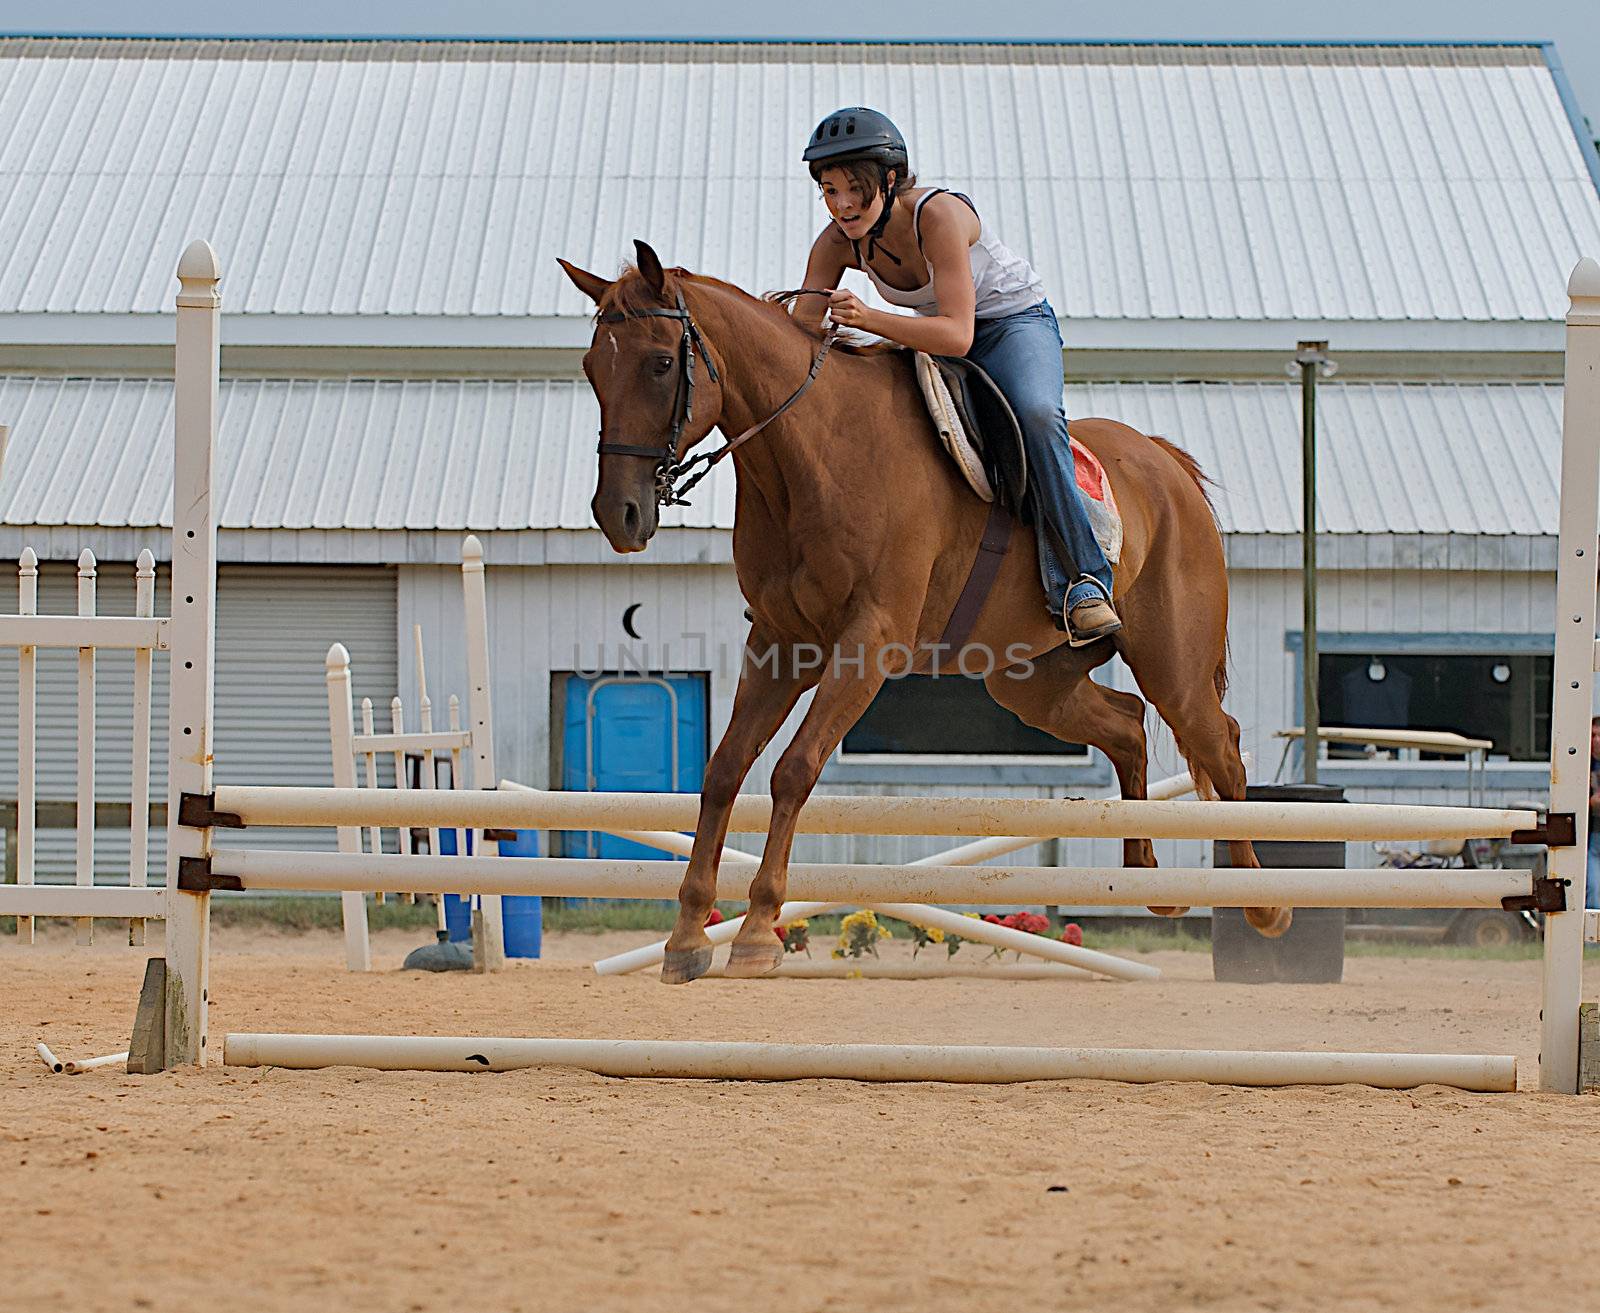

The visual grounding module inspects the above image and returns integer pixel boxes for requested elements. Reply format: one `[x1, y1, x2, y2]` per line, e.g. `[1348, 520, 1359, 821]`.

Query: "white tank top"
[858, 189, 1046, 321]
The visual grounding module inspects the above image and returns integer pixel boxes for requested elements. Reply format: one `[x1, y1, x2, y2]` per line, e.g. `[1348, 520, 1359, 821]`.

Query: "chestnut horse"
[559, 242, 1286, 983]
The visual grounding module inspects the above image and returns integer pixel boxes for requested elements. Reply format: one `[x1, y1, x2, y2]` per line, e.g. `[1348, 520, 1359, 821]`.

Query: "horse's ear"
[557, 258, 613, 305]
[634, 240, 667, 295]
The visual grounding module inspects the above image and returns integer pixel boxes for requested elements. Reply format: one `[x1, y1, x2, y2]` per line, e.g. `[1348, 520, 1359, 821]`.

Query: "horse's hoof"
[1145, 905, 1191, 918]
[660, 946, 714, 984]
[1245, 907, 1293, 938]
[723, 940, 784, 978]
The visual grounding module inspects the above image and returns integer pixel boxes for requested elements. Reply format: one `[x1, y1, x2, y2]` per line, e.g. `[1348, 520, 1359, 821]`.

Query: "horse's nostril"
[623, 501, 641, 539]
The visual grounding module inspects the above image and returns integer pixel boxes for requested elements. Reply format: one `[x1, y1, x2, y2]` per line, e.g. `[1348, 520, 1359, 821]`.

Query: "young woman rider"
[791, 107, 1120, 646]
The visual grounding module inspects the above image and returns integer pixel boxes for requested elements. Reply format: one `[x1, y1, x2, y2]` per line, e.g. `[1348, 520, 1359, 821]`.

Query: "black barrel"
[1210, 783, 1347, 984]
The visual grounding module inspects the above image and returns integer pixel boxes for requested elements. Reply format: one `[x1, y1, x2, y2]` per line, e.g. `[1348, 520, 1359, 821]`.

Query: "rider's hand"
[826, 288, 871, 330]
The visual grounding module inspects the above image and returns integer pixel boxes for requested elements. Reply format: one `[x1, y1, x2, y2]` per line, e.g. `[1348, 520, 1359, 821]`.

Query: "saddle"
[914, 351, 1122, 564]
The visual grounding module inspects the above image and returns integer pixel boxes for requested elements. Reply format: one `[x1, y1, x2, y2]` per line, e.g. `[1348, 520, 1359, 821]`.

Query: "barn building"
[3, 36, 1600, 877]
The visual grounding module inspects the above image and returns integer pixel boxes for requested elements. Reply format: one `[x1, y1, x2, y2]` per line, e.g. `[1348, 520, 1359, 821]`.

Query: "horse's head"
[558, 241, 725, 553]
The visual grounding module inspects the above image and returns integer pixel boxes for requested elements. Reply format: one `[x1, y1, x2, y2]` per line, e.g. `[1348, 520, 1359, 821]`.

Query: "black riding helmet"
[803, 108, 910, 263]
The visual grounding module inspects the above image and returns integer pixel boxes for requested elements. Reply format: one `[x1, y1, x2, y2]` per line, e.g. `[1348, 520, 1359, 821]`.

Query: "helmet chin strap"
[864, 175, 903, 266]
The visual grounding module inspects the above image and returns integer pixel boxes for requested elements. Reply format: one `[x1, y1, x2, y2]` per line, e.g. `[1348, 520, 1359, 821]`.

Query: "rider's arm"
[839, 194, 978, 355]
[794, 226, 853, 335]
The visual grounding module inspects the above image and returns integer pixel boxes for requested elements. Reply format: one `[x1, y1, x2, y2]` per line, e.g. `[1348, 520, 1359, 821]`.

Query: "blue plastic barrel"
[438, 828, 542, 959]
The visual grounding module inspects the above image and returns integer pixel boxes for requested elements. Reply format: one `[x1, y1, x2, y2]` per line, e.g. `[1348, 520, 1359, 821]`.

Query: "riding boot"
[1065, 577, 1122, 647]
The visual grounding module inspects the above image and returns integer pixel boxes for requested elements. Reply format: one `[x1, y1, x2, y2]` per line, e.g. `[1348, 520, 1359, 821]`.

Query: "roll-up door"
[211, 565, 398, 858]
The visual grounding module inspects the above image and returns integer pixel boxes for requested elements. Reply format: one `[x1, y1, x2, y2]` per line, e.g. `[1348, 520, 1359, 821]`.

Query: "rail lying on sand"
[220, 1035, 1520, 1093]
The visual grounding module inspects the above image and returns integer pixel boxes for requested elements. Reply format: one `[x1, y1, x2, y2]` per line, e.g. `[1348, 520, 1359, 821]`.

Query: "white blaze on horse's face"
[583, 318, 686, 555]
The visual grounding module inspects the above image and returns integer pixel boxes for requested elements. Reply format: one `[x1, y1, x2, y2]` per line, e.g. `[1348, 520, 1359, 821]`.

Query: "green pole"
[1295, 342, 1331, 786]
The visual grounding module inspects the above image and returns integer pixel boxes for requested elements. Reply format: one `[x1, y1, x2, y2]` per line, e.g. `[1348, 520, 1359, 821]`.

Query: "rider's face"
[818, 166, 890, 242]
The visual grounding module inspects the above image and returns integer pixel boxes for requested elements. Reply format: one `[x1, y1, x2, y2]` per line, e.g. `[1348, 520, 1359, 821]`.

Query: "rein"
[596, 287, 835, 507]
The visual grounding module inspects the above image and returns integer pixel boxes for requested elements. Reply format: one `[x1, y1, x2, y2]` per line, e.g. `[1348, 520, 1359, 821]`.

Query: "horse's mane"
[598, 264, 899, 357]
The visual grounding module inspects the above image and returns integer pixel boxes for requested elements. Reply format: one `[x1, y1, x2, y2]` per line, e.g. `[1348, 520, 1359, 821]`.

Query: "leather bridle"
[595, 288, 835, 507]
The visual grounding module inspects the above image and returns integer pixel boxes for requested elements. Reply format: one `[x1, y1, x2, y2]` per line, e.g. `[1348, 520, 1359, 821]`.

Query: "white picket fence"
[2, 545, 166, 943]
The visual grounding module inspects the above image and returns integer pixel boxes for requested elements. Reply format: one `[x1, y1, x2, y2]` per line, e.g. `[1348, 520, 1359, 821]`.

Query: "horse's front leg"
[661, 642, 810, 984]
[725, 635, 891, 977]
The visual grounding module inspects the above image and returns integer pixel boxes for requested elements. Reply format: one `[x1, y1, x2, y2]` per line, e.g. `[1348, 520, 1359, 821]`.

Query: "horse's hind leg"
[985, 650, 1158, 869]
[1131, 668, 1292, 939]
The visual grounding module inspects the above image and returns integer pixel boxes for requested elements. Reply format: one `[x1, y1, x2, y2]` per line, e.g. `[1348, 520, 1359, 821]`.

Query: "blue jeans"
[964, 301, 1113, 619]
[1588, 828, 1600, 911]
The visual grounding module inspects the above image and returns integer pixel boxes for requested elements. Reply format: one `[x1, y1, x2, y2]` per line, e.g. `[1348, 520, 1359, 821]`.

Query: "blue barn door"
[560, 674, 708, 860]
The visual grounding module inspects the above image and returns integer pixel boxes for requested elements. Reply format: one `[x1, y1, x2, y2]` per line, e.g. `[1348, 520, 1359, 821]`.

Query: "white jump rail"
[220, 1034, 1518, 1093]
[113, 244, 1600, 1093]
[209, 849, 1535, 908]
[207, 786, 1538, 842]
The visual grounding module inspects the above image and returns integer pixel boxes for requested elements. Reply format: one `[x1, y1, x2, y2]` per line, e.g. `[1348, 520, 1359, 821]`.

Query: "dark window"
[842, 676, 1087, 757]
[1316, 653, 1551, 762]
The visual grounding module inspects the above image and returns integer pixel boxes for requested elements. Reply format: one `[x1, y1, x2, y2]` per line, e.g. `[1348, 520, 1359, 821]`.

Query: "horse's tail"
[1146, 432, 1230, 706]
[1146, 433, 1217, 511]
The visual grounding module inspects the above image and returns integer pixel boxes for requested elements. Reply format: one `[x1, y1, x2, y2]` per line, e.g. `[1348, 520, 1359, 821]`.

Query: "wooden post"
[16, 548, 37, 944]
[1295, 341, 1332, 784]
[1542, 256, 1600, 1093]
[390, 695, 416, 903]
[75, 549, 96, 945]
[1579, 1003, 1599, 1095]
[461, 535, 503, 965]
[448, 694, 466, 865]
[129, 550, 155, 947]
[164, 239, 221, 1068]
[360, 696, 384, 904]
[325, 644, 372, 971]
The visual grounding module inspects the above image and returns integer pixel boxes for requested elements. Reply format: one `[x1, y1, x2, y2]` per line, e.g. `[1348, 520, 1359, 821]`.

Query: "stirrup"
[1066, 593, 1121, 647]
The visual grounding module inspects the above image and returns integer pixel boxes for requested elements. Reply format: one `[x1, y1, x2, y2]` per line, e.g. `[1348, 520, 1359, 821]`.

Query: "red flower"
[983, 914, 1002, 924]
[705, 908, 724, 926]
[1060, 923, 1083, 946]
[774, 924, 788, 941]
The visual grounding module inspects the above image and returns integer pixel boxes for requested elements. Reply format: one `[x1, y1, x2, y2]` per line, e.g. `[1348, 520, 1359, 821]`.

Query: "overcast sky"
[5, 0, 1597, 140]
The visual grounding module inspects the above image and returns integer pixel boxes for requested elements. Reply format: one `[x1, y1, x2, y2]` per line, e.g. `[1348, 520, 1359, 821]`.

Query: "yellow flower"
[787, 919, 809, 931]
[926, 927, 946, 944]
[878, 924, 891, 938]
[962, 911, 980, 920]
[831, 947, 845, 959]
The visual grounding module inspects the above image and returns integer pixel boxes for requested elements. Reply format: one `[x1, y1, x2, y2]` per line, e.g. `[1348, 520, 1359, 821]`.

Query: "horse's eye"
[652, 355, 674, 376]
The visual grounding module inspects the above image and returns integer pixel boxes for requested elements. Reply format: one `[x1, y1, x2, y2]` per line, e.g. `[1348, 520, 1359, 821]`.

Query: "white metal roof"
[0, 374, 1562, 542]
[1, 37, 1596, 345]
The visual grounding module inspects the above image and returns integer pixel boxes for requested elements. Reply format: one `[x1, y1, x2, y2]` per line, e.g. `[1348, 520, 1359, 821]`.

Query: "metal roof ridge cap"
[0, 33, 1556, 49]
